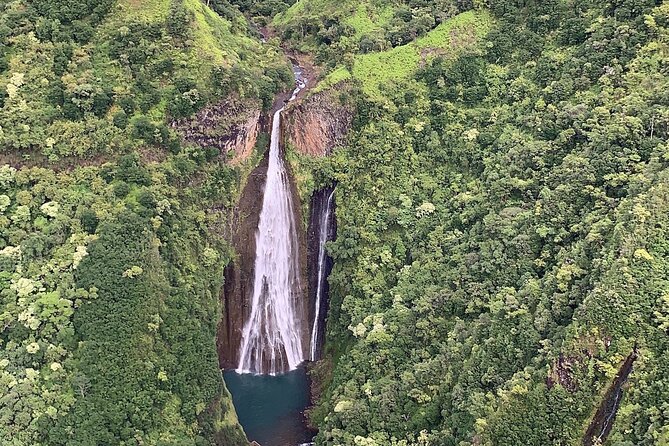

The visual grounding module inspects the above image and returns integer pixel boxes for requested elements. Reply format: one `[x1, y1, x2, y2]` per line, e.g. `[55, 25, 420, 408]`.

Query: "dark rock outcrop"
[217, 151, 267, 370]
[547, 354, 583, 392]
[171, 97, 262, 164]
[583, 347, 638, 446]
[306, 186, 336, 361]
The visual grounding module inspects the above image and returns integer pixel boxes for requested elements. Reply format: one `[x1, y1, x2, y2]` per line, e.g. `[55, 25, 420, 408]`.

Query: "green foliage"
[0, 155, 247, 445]
[31, 0, 114, 24]
[274, 0, 474, 67]
[305, 1, 669, 445]
[0, 0, 299, 444]
[167, 0, 193, 40]
[0, 0, 291, 159]
[222, 0, 296, 26]
[329, 10, 492, 101]
[54, 211, 165, 444]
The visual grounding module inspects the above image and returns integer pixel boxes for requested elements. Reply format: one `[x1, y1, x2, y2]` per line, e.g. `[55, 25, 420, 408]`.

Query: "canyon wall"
[216, 83, 350, 370]
[171, 97, 262, 164]
[217, 145, 309, 370]
[283, 86, 354, 157]
[170, 83, 353, 162]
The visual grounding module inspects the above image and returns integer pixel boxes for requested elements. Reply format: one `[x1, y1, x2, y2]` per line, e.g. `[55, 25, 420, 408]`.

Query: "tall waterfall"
[237, 73, 307, 375]
[309, 188, 335, 361]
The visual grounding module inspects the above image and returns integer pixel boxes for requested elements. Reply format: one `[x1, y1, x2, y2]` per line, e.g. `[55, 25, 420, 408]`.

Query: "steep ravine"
[217, 93, 309, 371]
[212, 52, 352, 443]
[583, 347, 639, 446]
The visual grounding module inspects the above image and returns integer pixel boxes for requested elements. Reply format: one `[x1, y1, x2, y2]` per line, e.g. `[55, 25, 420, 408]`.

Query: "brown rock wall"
[283, 86, 354, 157]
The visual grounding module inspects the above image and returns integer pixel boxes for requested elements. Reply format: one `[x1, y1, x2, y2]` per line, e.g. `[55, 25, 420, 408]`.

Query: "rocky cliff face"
[217, 153, 267, 370]
[283, 86, 354, 157]
[583, 347, 638, 446]
[171, 97, 262, 163]
[216, 82, 351, 370]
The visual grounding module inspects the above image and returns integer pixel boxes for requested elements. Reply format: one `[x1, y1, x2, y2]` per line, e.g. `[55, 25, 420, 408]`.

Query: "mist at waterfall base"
[224, 368, 314, 446]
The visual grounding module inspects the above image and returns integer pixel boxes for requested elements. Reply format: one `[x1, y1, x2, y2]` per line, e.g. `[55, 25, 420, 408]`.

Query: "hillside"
[0, 0, 289, 444]
[315, 10, 493, 100]
[271, 0, 476, 68]
[0, 0, 291, 161]
[2, 0, 669, 446]
[276, 1, 669, 445]
[273, 0, 395, 42]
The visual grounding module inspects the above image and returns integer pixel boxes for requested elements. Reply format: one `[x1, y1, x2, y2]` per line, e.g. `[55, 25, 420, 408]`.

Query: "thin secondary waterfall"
[237, 72, 307, 375]
[309, 188, 335, 361]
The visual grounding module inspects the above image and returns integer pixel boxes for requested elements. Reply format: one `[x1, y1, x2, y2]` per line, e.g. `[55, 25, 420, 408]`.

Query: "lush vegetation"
[4, 0, 669, 445]
[0, 0, 288, 444]
[221, 0, 296, 25]
[296, 1, 669, 445]
[0, 0, 291, 161]
[314, 10, 492, 100]
[271, 0, 477, 68]
[0, 154, 248, 444]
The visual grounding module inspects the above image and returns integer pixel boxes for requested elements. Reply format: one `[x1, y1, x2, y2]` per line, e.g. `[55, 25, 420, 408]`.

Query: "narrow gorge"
[235, 73, 308, 375]
[217, 64, 339, 446]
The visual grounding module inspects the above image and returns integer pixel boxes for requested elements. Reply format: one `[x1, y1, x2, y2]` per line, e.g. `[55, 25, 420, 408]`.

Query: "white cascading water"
[237, 72, 307, 375]
[309, 188, 335, 361]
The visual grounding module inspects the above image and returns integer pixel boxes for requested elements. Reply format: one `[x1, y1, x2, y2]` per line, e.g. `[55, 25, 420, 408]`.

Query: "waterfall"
[309, 188, 335, 361]
[237, 72, 307, 375]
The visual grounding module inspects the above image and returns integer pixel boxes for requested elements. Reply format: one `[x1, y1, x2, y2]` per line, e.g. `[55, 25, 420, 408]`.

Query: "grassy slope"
[82, 0, 229, 92]
[275, 0, 347, 26]
[116, 0, 171, 22]
[316, 10, 493, 100]
[0, 0, 289, 160]
[109, 0, 284, 87]
[272, 0, 394, 51]
[346, 3, 394, 40]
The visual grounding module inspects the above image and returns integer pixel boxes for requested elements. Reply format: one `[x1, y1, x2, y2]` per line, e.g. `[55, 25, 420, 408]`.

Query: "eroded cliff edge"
[170, 79, 354, 162]
[283, 85, 354, 157]
[171, 97, 263, 164]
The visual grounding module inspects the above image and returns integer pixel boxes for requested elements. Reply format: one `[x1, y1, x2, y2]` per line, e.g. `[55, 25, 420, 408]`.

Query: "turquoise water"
[224, 368, 315, 446]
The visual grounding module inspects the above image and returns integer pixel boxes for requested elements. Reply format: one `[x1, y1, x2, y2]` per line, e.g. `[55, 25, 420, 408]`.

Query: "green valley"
[2, 0, 669, 445]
